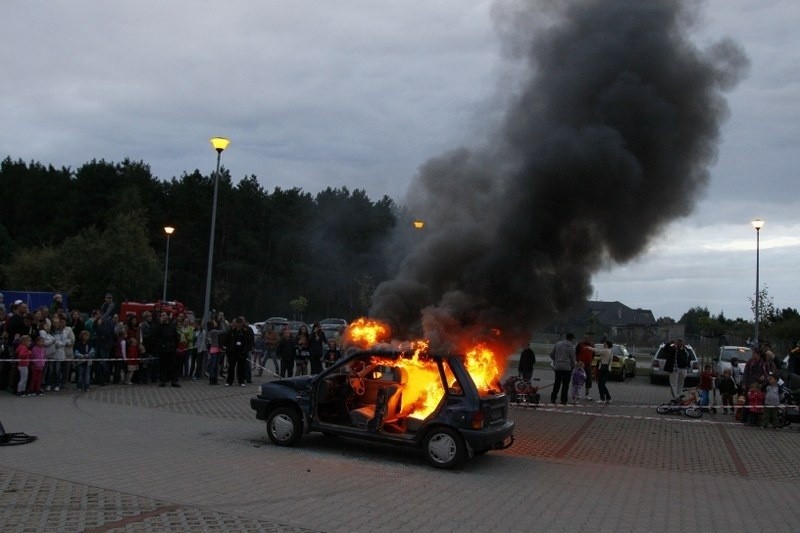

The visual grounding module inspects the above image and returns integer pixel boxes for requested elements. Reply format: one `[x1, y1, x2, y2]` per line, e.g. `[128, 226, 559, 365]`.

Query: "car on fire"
[250, 347, 514, 469]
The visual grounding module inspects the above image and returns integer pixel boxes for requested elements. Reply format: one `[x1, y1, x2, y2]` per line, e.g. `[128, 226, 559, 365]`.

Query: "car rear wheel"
[266, 406, 303, 446]
[423, 427, 465, 469]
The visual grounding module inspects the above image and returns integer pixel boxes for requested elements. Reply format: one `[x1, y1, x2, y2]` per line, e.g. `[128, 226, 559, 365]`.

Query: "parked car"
[263, 317, 289, 332]
[715, 346, 749, 377]
[649, 342, 700, 386]
[592, 343, 636, 381]
[319, 317, 348, 336]
[250, 347, 515, 469]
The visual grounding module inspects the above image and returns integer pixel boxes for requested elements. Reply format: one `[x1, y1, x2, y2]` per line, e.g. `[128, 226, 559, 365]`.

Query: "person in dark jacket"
[663, 338, 691, 399]
[308, 323, 327, 375]
[276, 328, 296, 378]
[225, 317, 252, 387]
[153, 311, 180, 388]
[518, 344, 536, 381]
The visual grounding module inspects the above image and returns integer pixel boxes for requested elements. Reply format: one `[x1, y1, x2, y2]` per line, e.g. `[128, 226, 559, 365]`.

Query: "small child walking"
[762, 374, 781, 429]
[571, 361, 587, 404]
[718, 368, 737, 415]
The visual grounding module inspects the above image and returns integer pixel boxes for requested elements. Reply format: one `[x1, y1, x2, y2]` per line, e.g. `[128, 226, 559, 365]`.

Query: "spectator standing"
[747, 381, 765, 427]
[324, 338, 342, 368]
[742, 347, 767, 424]
[154, 311, 180, 387]
[225, 317, 251, 387]
[596, 340, 614, 404]
[718, 368, 737, 415]
[193, 320, 207, 380]
[139, 311, 157, 384]
[125, 337, 140, 385]
[243, 319, 255, 383]
[664, 338, 692, 399]
[762, 374, 781, 429]
[15, 335, 32, 397]
[518, 343, 536, 382]
[73, 330, 94, 392]
[49, 293, 64, 317]
[309, 323, 327, 375]
[571, 361, 587, 404]
[100, 293, 116, 322]
[549, 333, 576, 405]
[277, 329, 296, 378]
[575, 334, 596, 400]
[177, 317, 195, 379]
[698, 364, 715, 409]
[206, 319, 224, 385]
[39, 321, 57, 391]
[94, 315, 115, 386]
[29, 336, 47, 396]
[263, 324, 280, 374]
[729, 357, 743, 394]
[295, 328, 311, 376]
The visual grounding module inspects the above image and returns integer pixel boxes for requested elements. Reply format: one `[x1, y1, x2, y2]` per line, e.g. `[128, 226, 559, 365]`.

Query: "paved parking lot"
[1, 369, 796, 532]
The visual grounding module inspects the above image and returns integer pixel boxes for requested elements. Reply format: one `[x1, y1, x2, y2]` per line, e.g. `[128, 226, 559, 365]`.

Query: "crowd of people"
[0, 293, 346, 396]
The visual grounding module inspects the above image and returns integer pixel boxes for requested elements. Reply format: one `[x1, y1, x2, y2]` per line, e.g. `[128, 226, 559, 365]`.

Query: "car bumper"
[460, 420, 515, 451]
[251, 397, 272, 420]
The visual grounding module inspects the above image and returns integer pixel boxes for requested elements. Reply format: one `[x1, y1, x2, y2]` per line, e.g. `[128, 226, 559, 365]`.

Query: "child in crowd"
[747, 381, 765, 427]
[125, 337, 140, 385]
[718, 368, 737, 415]
[699, 364, 714, 410]
[570, 361, 587, 404]
[73, 330, 94, 392]
[762, 374, 781, 429]
[137, 341, 149, 384]
[29, 335, 47, 396]
[730, 357, 743, 394]
[324, 338, 342, 368]
[15, 335, 32, 397]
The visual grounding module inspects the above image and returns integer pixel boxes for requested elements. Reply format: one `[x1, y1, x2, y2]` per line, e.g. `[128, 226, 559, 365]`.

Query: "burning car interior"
[313, 352, 464, 435]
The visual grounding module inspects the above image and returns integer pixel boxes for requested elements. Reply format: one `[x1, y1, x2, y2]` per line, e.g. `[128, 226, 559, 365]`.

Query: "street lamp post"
[162, 226, 175, 301]
[751, 218, 765, 345]
[203, 137, 230, 326]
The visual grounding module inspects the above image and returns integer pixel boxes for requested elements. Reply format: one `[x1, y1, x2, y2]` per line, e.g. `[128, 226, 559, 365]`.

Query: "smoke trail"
[370, 0, 748, 349]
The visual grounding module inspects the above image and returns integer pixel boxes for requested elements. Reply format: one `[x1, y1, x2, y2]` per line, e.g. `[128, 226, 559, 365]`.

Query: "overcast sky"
[3, 0, 798, 322]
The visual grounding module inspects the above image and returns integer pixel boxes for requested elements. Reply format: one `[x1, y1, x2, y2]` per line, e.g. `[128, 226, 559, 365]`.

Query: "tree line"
[0, 157, 397, 322]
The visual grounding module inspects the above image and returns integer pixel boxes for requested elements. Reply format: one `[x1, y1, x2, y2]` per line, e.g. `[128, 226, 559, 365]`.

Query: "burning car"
[250, 343, 514, 469]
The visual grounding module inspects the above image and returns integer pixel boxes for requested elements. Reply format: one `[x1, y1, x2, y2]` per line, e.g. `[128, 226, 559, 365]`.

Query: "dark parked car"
[251, 348, 514, 468]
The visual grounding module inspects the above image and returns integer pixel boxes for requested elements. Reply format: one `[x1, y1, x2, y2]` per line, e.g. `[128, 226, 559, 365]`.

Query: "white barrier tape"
[509, 400, 795, 411]
[0, 357, 160, 363]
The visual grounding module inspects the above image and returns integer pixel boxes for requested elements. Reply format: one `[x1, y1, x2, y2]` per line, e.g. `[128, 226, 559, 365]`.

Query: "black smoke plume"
[370, 0, 748, 350]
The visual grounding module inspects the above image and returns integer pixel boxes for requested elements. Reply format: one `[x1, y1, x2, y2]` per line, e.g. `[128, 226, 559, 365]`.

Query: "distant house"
[546, 300, 664, 342]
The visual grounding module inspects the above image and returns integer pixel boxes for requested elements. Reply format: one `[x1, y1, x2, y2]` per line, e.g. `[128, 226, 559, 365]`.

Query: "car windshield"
[720, 347, 749, 362]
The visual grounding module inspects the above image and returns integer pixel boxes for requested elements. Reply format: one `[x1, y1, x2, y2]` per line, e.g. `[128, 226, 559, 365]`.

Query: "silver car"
[649, 343, 700, 386]
[715, 346, 749, 378]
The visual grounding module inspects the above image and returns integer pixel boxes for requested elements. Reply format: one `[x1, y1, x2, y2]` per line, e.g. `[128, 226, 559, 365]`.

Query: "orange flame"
[345, 318, 392, 348]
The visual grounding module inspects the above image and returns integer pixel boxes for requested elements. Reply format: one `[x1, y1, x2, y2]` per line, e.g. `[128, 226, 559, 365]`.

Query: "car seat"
[349, 368, 407, 430]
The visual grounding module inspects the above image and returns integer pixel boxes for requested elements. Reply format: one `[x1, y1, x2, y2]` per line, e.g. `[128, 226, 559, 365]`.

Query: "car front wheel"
[266, 406, 303, 446]
[423, 427, 465, 469]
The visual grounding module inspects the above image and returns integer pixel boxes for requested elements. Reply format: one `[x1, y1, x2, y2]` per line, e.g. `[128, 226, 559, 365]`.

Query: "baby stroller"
[656, 387, 703, 418]
[777, 380, 800, 428]
[503, 375, 540, 405]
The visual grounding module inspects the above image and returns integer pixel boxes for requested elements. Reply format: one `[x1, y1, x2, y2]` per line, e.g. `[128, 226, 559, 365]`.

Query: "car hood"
[261, 376, 313, 394]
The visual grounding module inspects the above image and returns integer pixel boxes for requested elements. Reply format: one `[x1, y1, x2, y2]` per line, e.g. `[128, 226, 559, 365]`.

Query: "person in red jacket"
[125, 337, 141, 385]
[15, 335, 33, 397]
[575, 333, 597, 401]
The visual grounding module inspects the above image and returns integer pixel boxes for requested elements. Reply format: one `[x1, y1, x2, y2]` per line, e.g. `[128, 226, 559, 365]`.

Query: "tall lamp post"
[751, 218, 765, 345]
[203, 137, 230, 326]
[162, 226, 175, 301]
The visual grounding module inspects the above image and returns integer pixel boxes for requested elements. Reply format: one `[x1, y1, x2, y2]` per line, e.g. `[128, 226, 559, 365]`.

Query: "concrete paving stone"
[2, 373, 798, 532]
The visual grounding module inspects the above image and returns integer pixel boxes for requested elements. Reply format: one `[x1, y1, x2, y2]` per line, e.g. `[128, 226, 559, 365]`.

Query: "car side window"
[442, 360, 464, 396]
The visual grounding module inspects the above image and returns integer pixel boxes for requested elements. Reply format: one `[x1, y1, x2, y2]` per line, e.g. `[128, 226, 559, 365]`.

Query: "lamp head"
[413, 219, 425, 230]
[751, 219, 765, 231]
[210, 137, 230, 154]
[164, 226, 175, 235]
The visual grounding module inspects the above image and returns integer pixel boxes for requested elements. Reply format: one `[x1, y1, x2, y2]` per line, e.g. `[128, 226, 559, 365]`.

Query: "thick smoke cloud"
[370, 0, 748, 349]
